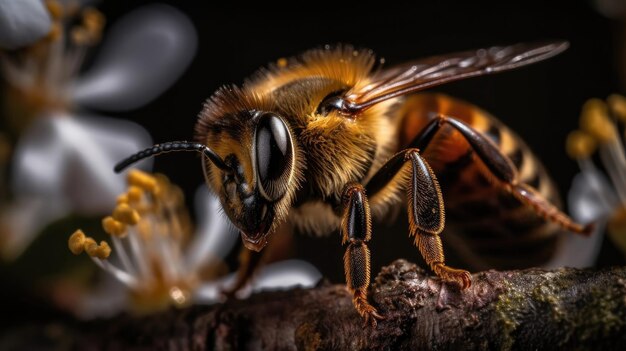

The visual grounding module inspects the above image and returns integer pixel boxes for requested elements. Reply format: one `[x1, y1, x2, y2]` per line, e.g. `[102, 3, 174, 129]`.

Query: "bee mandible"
[115, 41, 592, 325]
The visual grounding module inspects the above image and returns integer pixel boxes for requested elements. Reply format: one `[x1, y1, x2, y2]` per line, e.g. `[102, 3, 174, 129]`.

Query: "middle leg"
[340, 183, 383, 325]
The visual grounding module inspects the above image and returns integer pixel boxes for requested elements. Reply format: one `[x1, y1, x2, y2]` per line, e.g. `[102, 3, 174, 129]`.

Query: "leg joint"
[403, 148, 421, 161]
[347, 238, 366, 246]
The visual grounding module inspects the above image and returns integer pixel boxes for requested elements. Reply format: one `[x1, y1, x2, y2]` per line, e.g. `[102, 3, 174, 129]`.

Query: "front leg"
[222, 247, 263, 297]
[367, 149, 471, 289]
[340, 183, 383, 326]
[223, 224, 295, 297]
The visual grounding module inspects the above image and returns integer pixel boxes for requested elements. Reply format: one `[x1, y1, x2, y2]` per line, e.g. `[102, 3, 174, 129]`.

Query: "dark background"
[92, 2, 621, 282]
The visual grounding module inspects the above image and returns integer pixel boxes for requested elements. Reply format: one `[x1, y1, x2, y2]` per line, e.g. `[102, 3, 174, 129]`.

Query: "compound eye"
[255, 113, 293, 201]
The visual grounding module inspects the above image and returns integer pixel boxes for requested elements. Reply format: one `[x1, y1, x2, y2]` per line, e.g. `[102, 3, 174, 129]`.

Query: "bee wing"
[342, 41, 568, 113]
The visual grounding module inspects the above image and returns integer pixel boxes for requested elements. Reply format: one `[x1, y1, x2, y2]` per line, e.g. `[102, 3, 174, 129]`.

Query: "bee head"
[209, 112, 295, 251]
[114, 85, 300, 252]
[196, 87, 300, 252]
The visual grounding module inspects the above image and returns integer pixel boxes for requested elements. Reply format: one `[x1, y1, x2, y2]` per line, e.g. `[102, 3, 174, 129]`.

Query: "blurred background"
[0, 0, 623, 334]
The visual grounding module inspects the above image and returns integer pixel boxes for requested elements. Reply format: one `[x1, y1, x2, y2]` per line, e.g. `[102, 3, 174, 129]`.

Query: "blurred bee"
[116, 41, 591, 324]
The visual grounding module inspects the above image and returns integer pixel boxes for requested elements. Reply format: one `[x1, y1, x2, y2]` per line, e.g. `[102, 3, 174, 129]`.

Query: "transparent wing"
[341, 41, 568, 112]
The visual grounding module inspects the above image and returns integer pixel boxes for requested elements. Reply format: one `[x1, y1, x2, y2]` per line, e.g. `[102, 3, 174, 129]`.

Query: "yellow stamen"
[155, 180, 167, 200]
[128, 170, 159, 193]
[68, 230, 86, 255]
[95, 241, 111, 259]
[117, 193, 129, 205]
[607, 94, 626, 123]
[113, 203, 141, 225]
[82, 8, 105, 37]
[276, 57, 288, 68]
[566, 130, 597, 159]
[136, 220, 153, 240]
[67, 170, 220, 312]
[46, 22, 63, 42]
[70, 26, 91, 45]
[580, 98, 618, 143]
[83, 237, 98, 257]
[102, 216, 127, 237]
[64, 0, 81, 18]
[45, 0, 63, 20]
[154, 174, 178, 202]
[83, 237, 111, 259]
[128, 186, 144, 204]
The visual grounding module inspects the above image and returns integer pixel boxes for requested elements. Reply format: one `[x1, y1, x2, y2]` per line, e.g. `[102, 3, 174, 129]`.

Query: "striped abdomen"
[397, 93, 562, 270]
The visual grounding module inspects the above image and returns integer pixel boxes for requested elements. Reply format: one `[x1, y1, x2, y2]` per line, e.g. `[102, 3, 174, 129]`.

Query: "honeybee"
[116, 41, 591, 325]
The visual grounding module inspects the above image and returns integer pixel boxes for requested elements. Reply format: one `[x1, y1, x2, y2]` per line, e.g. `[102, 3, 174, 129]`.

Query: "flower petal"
[544, 170, 619, 269]
[250, 260, 322, 292]
[11, 112, 152, 215]
[191, 275, 233, 304]
[73, 275, 129, 320]
[71, 4, 197, 111]
[568, 170, 618, 223]
[0, 196, 70, 260]
[184, 186, 237, 272]
[543, 222, 606, 269]
[0, 0, 51, 50]
[193, 260, 322, 304]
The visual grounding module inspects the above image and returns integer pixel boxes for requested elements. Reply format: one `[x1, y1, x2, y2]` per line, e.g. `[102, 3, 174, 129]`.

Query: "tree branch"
[0, 260, 626, 350]
[16, 260, 626, 350]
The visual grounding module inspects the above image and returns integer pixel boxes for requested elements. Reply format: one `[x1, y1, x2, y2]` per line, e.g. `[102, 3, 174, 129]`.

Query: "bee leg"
[366, 150, 472, 289]
[409, 115, 592, 236]
[341, 183, 384, 326]
[221, 247, 263, 298]
[222, 225, 295, 298]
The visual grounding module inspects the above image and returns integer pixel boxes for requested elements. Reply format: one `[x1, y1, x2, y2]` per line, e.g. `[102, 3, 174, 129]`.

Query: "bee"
[115, 41, 592, 325]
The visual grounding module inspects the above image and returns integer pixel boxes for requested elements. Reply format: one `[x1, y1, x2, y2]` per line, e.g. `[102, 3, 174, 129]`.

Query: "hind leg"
[406, 115, 592, 235]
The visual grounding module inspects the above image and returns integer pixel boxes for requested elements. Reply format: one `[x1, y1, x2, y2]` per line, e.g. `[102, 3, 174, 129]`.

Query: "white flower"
[69, 171, 321, 318]
[554, 95, 626, 267]
[0, 3, 197, 259]
[0, 0, 52, 49]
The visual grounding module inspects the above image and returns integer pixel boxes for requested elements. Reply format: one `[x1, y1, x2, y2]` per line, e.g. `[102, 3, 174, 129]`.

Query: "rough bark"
[9, 259, 626, 350]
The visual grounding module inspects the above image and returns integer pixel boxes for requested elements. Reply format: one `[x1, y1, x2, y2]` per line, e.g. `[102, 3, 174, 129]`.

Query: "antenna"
[114, 141, 230, 173]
